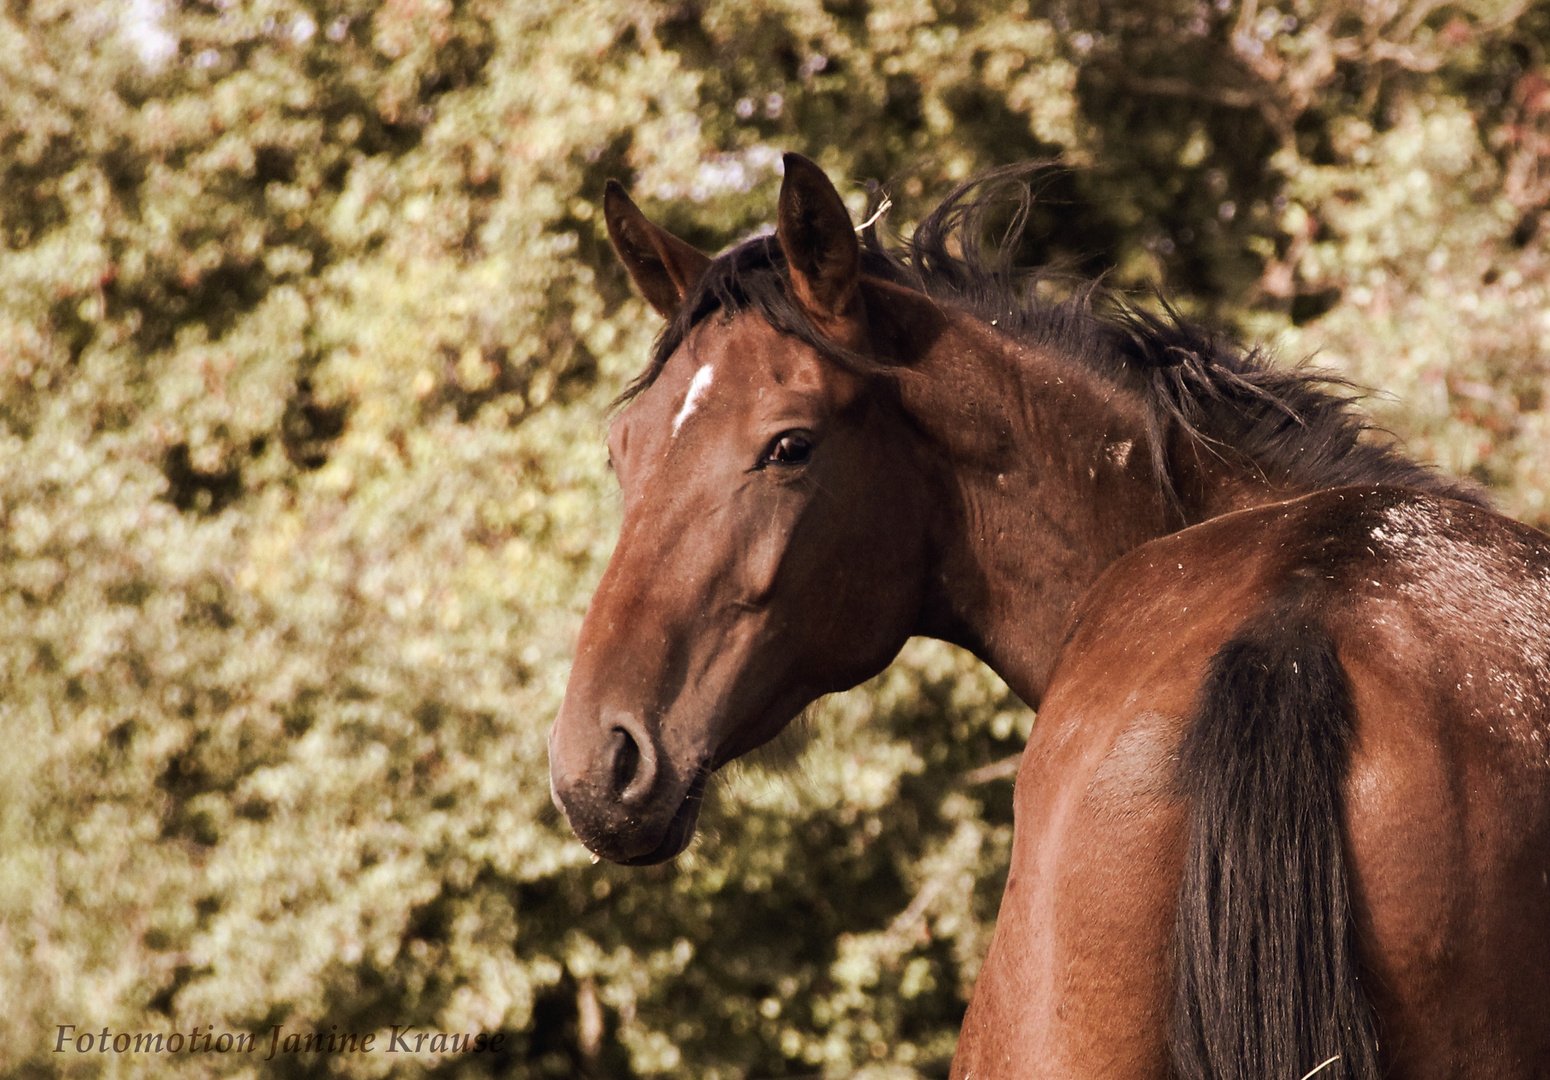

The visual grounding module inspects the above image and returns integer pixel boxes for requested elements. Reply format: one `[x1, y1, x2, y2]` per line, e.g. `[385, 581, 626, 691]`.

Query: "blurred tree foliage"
[2, 0, 1548, 1077]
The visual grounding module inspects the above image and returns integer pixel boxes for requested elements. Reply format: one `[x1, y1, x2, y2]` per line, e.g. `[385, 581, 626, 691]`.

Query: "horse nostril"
[608, 722, 657, 804]
[610, 727, 639, 793]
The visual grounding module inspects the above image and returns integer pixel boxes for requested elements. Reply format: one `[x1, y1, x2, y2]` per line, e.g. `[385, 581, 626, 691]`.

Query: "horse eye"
[762, 431, 813, 467]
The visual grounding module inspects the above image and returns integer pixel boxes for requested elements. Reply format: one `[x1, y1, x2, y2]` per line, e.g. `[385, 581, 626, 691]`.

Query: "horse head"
[549, 155, 933, 864]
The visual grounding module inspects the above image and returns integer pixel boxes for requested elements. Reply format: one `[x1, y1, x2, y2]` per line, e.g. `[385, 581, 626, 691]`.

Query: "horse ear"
[777, 153, 860, 322]
[603, 180, 712, 320]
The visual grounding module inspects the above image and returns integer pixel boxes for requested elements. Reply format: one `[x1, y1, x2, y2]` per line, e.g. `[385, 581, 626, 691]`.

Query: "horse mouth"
[615, 768, 708, 866]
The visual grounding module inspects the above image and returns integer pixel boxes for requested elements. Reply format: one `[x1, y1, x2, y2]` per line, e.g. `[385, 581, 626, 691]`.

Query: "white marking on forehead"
[671, 363, 715, 436]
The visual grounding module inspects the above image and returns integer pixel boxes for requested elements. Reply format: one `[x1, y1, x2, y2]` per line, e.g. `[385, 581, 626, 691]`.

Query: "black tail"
[1170, 616, 1382, 1080]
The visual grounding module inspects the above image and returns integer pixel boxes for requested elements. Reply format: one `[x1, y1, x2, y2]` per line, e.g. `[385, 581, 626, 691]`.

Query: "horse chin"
[603, 769, 709, 867]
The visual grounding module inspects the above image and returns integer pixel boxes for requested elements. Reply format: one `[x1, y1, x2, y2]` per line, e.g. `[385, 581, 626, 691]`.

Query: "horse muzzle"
[548, 708, 707, 865]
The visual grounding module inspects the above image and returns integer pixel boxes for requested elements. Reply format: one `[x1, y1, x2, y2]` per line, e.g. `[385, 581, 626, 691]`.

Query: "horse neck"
[898, 312, 1288, 708]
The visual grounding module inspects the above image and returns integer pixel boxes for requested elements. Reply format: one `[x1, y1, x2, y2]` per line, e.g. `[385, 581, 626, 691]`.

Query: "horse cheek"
[739, 517, 789, 611]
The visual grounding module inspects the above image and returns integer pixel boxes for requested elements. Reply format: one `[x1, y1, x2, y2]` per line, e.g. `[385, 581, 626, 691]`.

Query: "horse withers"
[547, 153, 1550, 1079]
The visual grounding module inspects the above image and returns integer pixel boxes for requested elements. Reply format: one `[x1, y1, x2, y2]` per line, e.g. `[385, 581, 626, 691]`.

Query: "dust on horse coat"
[547, 154, 1550, 1079]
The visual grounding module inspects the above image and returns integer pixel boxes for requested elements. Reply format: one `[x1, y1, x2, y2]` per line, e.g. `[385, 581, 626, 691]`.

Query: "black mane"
[618, 165, 1483, 512]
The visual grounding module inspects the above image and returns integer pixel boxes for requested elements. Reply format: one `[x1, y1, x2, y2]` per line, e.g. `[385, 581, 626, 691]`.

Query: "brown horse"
[548, 154, 1550, 1079]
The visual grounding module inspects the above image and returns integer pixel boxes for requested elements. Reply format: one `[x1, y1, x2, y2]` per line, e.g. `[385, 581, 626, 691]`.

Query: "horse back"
[1314, 489, 1550, 1078]
[953, 486, 1550, 1079]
